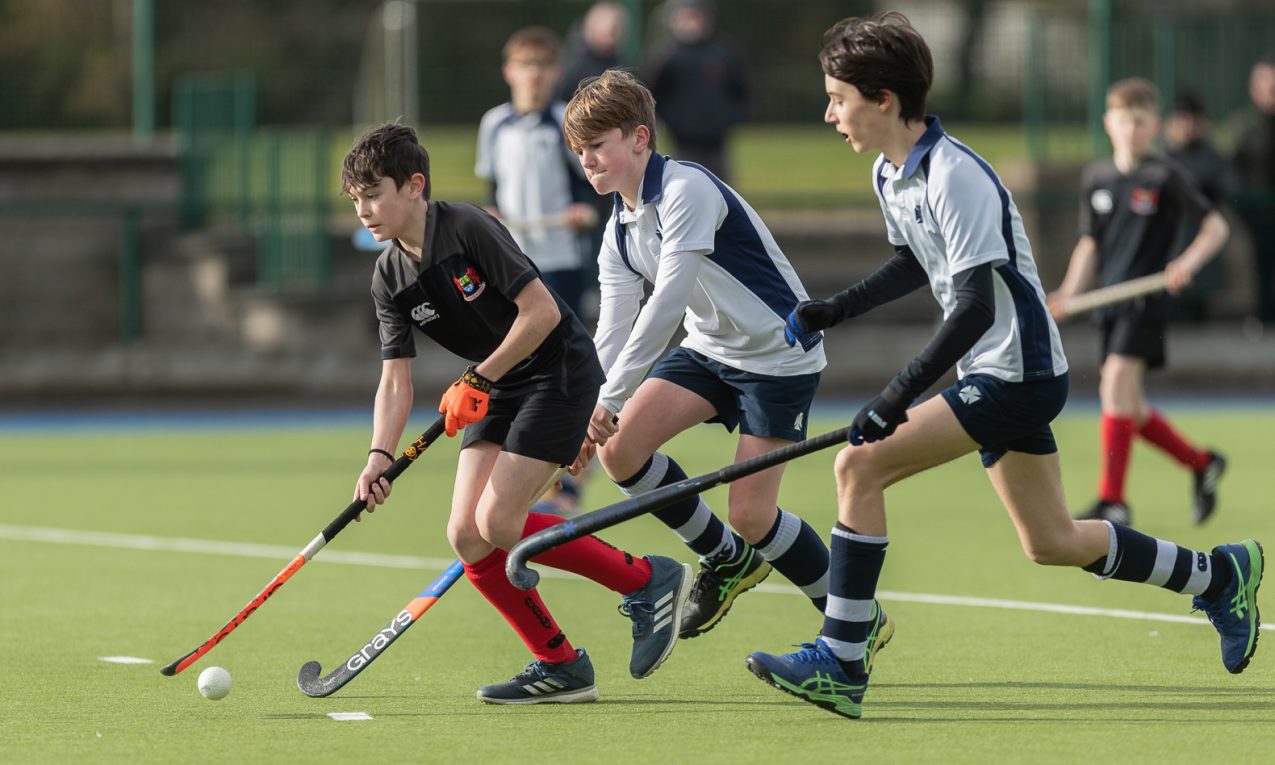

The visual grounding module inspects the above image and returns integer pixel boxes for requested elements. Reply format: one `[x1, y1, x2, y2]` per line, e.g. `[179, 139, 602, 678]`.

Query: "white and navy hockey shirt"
[594, 153, 826, 414]
[475, 101, 591, 273]
[872, 117, 1068, 383]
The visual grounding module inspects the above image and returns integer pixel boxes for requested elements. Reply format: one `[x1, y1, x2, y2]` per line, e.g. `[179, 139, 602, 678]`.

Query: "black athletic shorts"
[1100, 314, 1166, 370]
[461, 384, 598, 466]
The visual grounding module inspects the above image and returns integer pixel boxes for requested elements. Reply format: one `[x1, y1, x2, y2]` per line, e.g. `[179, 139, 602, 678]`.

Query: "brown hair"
[1106, 77, 1160, 112]
[819, 12, 933, 123]
[503, 26, 560, 63]
[340, 122, 431, 199]
[562, 68, 657, 153]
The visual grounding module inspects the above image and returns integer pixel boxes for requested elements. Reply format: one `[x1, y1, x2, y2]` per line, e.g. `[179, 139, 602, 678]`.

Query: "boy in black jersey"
[342, 123, 690, 705]
[1049, 78, 1230, 527]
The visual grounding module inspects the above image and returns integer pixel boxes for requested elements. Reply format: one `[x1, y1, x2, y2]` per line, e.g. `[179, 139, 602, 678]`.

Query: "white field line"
[3, 524, 1268, 632]
[327, 712, 373, 721]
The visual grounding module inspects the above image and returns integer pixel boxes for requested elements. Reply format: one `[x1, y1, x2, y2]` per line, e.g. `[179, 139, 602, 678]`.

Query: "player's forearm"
[476, 284, 561, 382]
[829, 246, 929, 319]
[597, 254, 698, 412]
[1057, 237, 1098, 295]
[371, 360, 413, 453]
[1176, 211, 1230, 272]
[888, 263, 995, 402]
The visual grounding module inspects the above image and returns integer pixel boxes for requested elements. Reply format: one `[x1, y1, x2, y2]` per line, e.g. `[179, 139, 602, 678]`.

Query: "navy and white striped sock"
[756, 508, 829, 612]
[820, 523, 886, 673]
[615, 452, 735, 561]
[1082, 520, 1228, 598]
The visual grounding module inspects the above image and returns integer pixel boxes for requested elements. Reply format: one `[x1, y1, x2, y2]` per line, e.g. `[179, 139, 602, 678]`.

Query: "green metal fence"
[172, 72, 331, 292]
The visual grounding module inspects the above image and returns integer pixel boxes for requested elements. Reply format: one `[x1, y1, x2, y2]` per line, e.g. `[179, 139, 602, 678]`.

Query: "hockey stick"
[1060, 272, 1167, 316]
[507, 425, 855, 590]
[295, 467, 568, 696]
[159, 417, 448, 677]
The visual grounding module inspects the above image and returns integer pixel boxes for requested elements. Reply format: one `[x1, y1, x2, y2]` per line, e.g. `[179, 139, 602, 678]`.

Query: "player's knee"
[1019, 536, 1072, 566]
[598, 441, 647, 484]
[447, 521, 485, 558]
[834, 445, 879, 489]
[474, 509, 521, 551]
[726, 503, 773, 544]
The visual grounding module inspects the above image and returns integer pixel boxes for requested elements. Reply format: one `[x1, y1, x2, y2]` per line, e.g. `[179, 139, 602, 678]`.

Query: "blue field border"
[2, 393, 1274, 433]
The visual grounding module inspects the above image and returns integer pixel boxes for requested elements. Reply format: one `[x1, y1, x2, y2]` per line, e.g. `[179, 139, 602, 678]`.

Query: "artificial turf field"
[2, 405, 1273, 764]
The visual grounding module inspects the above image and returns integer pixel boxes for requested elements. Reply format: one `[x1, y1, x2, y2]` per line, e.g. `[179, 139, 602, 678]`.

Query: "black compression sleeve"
[829, 245, 930, 319]
[886, 262, 996, 402]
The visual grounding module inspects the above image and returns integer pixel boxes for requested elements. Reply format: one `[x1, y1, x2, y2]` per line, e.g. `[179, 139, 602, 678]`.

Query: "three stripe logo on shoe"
[652, 590, 675, 634]
[523, 677, 567, 696]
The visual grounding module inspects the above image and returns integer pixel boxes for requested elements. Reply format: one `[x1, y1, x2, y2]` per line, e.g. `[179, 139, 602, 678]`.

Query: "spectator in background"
[476, 27, 597, 321]
[644, 0, 750, 183]
[1232, 57, 1275, 326]
[1164, 89, 1234, 321]
[475, 27, 601, 516]
[556, 1, 627, 103]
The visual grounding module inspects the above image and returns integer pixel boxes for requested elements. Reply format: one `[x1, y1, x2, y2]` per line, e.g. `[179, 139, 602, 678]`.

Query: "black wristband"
[461, 365, 493, 393]
[368, 448, 395, 462]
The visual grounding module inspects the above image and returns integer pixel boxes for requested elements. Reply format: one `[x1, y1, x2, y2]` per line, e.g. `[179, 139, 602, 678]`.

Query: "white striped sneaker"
[476, 648, 599, 705]
[620, 556, 692, 679]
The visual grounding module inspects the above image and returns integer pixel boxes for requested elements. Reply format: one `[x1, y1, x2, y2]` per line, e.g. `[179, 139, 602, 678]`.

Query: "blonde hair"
[1106, 77, 1160, 113]
[503, 26, 560, 63]
[562, 69, 657, 153]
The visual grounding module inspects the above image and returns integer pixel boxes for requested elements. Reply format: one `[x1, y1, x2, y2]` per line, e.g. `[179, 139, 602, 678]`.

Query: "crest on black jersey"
[453, 267, 486, 301]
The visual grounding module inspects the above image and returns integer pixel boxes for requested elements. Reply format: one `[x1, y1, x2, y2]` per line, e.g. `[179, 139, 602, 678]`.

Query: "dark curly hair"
[341, 121, 431, 199]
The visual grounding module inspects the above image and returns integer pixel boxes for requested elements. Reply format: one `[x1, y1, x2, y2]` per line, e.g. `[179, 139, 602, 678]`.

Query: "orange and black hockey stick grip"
[506, 424, 855, 590]
[159, 416, 447, 676]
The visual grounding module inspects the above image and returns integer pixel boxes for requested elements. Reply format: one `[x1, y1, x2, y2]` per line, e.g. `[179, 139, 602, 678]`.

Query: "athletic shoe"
[745, 638, 868, 719]
[620, 555, 692, 678]
[678, 545, 773, 639]
[1192, 452, 1227, 525]
[863, 600, 895, 675]
[477, 647, 599, 704]
[1076, 499, 1131, 526]
[1193, 539, 1264, 674]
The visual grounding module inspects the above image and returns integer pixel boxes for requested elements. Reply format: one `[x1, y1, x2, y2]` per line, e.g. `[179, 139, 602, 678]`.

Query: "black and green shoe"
[678, 545, 772, 639]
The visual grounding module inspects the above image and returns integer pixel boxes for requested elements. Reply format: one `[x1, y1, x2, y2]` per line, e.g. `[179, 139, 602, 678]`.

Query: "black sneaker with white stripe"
[620, 555, 692, 679]
[477, 647, 599, 705]
[1193, 451, 1227, 525]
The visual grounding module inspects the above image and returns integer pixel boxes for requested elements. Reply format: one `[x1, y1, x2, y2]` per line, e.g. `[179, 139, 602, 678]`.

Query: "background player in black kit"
[342, 123, 690, 705]
[1049, 78, 1230, 528]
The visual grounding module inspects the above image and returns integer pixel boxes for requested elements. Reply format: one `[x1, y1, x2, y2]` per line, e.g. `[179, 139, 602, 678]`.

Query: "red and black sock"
[463, 547, 576, 664]
[1098, 413, 1135, 504]
[523, 512, 652, 594]
[1138, 410, 1211, 471]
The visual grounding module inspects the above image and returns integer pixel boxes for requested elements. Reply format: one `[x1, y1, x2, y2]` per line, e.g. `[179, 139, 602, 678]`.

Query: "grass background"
[2, 405, 1273, 763]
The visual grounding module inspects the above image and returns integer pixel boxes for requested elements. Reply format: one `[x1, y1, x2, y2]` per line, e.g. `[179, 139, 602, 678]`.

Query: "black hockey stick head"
[296, 660, 342, 698]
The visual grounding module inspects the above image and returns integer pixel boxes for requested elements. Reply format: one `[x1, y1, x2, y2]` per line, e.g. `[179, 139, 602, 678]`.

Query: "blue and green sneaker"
[678, 544, 773, 639]
[1193, 539, 1263, 674]
[745, 638, 868, 719]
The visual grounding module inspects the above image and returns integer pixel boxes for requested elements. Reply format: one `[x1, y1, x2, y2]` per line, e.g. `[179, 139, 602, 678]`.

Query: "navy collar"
[640, 153, 668, 205]
[899, 115, 945, 179]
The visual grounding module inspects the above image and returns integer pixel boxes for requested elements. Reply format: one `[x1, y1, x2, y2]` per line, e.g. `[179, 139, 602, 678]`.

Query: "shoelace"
[786, 642, 833, 665]
[618, 599, 654, 637]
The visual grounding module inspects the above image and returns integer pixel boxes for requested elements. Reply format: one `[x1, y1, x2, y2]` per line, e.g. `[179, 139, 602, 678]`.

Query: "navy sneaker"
[745, 638, 868, 719]
[1076, 499, 1131, 526]
[620, 555, 692, 679]
[477, 647, 599, 704]
[679, 544, 773, 639]
[1193, 539, 1263, 674]
[1192, 452, 1227, 525]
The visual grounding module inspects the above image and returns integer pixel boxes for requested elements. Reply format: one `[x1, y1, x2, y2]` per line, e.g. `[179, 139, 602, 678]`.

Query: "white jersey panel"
[593, 155, 825, 412]
[874, 119, 1067, 382]
[475, 102, 586, 272]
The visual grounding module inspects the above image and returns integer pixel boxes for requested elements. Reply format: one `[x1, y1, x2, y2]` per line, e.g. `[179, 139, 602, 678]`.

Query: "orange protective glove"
[439, 366, 492, 437]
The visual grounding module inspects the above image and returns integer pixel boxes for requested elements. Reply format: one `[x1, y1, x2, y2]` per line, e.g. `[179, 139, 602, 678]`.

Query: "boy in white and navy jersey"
[476, 26, 603, 516]
[561, 69, 833, 639]
[746, 12, 1263, 720]
[475, 27, 598, 321]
